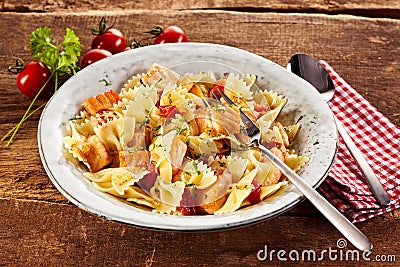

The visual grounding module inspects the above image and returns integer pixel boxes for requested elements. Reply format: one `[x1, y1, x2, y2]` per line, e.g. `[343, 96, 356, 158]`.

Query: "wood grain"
[1, 0, 400, 18]
[1, 9, 399, 209]
[0, 8, 399, 267]
[1, 198, 399, 266]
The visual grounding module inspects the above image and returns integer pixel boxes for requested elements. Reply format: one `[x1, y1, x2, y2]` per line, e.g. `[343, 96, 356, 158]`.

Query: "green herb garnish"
[192, 160, 201, 175]
[30, 27, 80, 76]
[154, 78, 163, 87]
[175, 126, 187, 134]
[153, 125, 161, 131]
[168, 93, 173, 104]
[69, 116, 83, 121]
[2, 27, 81, 146]
[99, 78, 112, 86]
[139, 118, 150, 129]
[217, 161, 225, 167]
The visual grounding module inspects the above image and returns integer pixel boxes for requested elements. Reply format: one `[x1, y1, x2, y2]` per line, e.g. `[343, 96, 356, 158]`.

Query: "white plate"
[38, 43, 337, 231]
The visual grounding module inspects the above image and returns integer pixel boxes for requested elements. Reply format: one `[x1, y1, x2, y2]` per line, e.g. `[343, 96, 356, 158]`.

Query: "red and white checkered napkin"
[317, 61, 400, 223]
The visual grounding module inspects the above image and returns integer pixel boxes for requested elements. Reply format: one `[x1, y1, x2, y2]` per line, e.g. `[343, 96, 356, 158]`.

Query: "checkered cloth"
[318, 61, 400, 223]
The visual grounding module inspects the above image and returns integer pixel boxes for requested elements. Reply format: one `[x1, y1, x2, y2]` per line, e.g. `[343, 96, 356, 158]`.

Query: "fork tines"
[215, 88, 260, 137]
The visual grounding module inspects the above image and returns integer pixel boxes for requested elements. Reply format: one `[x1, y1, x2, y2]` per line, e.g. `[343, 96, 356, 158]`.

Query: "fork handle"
[334, 116, 391, 206]
[258, 144, 372, 252]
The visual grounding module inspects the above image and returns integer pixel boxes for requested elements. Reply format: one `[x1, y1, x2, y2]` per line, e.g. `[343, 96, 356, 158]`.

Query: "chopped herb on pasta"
[63, 63, 309, 215]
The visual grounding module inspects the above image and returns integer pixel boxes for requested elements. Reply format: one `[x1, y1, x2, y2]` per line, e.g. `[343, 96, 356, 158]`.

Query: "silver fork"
[214, 89, 372, 252]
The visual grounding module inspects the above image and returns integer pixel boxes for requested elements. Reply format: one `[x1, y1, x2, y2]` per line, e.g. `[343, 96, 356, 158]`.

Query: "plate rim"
[38, 42, 338, 231]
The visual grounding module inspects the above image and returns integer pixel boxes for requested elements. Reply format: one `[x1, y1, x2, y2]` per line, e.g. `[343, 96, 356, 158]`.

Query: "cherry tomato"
[247, 179, 261, 204]
[80, 49, 112, 69]
[210, 79, 226, 98]
[91, 29, 127, 54]
[159, 105, 177, 117]
[177, 206, 197, 216]
[154, 26, 188, 44]
[16, 61, 51, 98]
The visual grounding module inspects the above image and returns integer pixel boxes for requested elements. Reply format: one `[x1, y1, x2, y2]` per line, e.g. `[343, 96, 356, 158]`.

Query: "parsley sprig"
[2, 27, 81, 146]
[30, 26, 81, 77]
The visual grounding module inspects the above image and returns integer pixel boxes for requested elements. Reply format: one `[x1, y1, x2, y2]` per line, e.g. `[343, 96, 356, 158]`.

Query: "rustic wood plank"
[2, 0, 400, 19]
[1, 198, 399, 266]
[0, 10, 399, 202]
[1, 11, 399, 123]
[1, 10, 399, 266]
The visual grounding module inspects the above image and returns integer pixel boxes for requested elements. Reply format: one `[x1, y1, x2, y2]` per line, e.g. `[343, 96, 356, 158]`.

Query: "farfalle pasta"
[63, 63, 309, 215]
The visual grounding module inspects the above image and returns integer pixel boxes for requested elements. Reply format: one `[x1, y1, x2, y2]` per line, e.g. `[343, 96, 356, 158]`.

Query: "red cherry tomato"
[16, 61, 51, 98]
[177, 206, 197, 216]
[159, 105, 177, 117]
[247, 179, 261, 204]
[211, 79, 226, 98]
[154, 26, 188, 44]
[80, 49, 112, 69]
[91, 29, 127, 54]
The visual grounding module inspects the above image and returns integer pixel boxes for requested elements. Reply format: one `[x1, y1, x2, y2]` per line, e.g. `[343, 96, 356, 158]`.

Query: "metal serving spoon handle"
[287, 54, 391, 206]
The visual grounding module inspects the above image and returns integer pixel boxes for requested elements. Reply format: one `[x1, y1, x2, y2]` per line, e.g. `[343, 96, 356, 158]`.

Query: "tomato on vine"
[3, 27, 81, 146]
[147, 26, 188, 44]
[91, 17, 127, 54]
[16, 60, 52, 98]
[80, 49, 112, 68]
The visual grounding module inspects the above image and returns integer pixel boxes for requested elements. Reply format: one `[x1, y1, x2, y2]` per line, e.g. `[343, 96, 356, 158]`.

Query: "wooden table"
[1, 1, 399, 266]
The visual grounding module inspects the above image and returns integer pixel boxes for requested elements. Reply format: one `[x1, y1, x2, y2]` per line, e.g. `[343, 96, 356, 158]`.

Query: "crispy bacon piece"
[82, 89, 120, 116]
[81, 136, 113, 172]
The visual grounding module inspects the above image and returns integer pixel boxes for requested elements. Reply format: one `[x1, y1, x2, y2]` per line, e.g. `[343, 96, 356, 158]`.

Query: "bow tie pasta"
[63, 63, 308, 215]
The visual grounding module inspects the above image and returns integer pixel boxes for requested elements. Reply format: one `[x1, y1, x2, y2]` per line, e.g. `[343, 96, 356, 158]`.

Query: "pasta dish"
[63, 63, 308, 215]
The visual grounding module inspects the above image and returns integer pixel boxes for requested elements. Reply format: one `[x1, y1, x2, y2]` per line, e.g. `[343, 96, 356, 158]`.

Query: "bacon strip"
[81, 136, 113, 172]
[82, 89, 120, 116]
